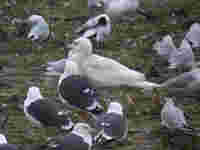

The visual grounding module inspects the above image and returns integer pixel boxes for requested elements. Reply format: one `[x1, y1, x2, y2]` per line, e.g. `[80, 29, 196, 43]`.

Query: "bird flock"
[0, 0, 200, 149]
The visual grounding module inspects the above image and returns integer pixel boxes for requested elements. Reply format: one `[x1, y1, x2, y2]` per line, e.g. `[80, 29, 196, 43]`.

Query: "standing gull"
[66, 37, 160, 91]
[26, 15, 49, 41]
[24, 86, 73, 130]
[153, 34, 194, 70]
[75, 14, 111, 48]
[58, 74, 104, 117]
[93, 101, 128, 145]
[0, 134, 18, 150]
[47, 123, 94, 150]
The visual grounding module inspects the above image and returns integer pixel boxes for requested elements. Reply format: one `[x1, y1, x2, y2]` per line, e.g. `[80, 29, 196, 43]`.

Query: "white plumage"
[64, 37, 160, 90]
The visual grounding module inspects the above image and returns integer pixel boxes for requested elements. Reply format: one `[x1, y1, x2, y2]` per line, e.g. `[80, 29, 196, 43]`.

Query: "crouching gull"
[47, 122, 93, 150]
[66, 37, 160, 91]
[93, 101, 128, 145]
[75, 14, 111, 48]
[24, 86, 73, 130]
[58, 74, 104, 117]
[25, 15, 49, 41]
[0, 134, 18, 150]
[153, 34, 194, 70]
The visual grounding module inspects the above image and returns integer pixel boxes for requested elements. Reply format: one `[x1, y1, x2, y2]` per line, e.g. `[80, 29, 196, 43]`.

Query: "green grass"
[0, 0, 200, 149]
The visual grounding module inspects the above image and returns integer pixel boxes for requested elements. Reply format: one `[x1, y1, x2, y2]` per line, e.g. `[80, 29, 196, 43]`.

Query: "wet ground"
[0, 0, 200, 149]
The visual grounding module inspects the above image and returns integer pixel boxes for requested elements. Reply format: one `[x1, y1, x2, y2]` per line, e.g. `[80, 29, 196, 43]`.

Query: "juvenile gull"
[26, 15, 49, 41]
[58, 75, 104, 117]
[24, 86, 73, 130]
[185, 23, 200, 48]
[93, 101, 128, 145]
[153, 34, 194, 70]
[75, 14, 111, 48]
[161, 97, 188, 129]
[0, 134, 18, 150]
[66, 37, 160, 91]
[48, 123, 93, 150]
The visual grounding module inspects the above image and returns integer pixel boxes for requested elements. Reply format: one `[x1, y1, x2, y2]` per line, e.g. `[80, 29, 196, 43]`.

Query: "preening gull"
[26, 15, 49, 41]
[153, 34, 194, 69]
[24, 86, 73, 130]
[47, 123, 93, 150]
[93, 101, 128, 145]
[66, 37, 160, 90]
[0, 134, 18, 150]
[185, 23, 200, 48]
[58, 75, 104, 117]
[161, 97, 188, 129]
[75, 14, 111, 48]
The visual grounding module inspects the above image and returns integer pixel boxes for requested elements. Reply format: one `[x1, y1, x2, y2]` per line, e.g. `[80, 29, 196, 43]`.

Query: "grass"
[0, 0, 200, 149]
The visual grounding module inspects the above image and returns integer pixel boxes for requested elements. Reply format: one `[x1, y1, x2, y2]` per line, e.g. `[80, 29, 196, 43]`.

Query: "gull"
[75, 14, 111, 48]
[25, 15, 49, 41]
[185, 23, 200, 48]
[65, 37, 160, 91]
[58, 74, 104, 117]
[0, 134, 18, 150]
[161, 97, 188, 129]
[153, 34, 194, 70]
[93, 101, 128, 145]
[24, 86, 73, 130]
[94, 0, 154, 21]
[161, 68, 200, 97]
[47, 123, 94, 150]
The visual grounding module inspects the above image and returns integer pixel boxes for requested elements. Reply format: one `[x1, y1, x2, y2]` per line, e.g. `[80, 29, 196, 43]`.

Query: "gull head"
[68, 37, 93, 58]
[107, 102, 123, 115]
[24, 86, 43, 107]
